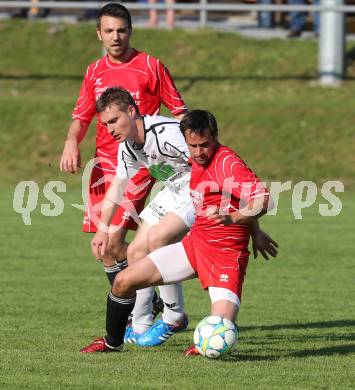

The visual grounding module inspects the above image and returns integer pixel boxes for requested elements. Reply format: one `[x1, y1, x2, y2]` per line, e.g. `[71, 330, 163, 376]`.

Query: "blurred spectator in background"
[77, 0, 104, 21]
[10, 0, 27, 19]
[258, 0, 274, 29]
[11, 0, 49, 19]
[149, 0, 176, 29]
[288, 0, 319, 38]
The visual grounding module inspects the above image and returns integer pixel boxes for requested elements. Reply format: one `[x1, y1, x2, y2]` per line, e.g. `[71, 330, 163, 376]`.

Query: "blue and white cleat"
[136, 314, 189, 347]
[124, 327, 142, 344]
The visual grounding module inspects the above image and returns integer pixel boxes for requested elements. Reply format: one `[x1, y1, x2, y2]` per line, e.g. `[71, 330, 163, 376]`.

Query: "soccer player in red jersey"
[80, 109, 278, 353]
[59, 3, 187, 330]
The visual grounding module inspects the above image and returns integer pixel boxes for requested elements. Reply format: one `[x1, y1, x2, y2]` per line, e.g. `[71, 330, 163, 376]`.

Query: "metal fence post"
[200, 0, 207, 28]
[319, 0, 345, 86]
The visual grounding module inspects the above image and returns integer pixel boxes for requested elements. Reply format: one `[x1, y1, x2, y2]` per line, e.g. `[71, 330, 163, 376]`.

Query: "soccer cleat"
[152, 295, 164, 320]
[80, 337, 123, 353]
[173, 313, 189, 332]
[136, 313, 189, 347]
[124, 327, 143, 344]
[183, 345, 200, 356]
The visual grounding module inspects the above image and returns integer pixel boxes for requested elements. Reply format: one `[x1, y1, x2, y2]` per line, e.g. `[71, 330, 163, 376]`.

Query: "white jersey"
[116, 115, 191, 194]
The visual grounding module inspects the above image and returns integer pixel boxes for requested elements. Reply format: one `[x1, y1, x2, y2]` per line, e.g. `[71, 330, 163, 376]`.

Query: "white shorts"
[140, 187, 195, 227]
[148, 242, 196, 283]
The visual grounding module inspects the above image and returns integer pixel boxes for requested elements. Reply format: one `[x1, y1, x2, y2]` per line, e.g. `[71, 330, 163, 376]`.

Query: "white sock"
[160, 283, 185, 325]
[132, 287, 155, 333]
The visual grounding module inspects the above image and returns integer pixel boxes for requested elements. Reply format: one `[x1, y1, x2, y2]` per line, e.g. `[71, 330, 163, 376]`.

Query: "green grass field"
[1, 20, 354, 389]
[2, 187, 354, 389]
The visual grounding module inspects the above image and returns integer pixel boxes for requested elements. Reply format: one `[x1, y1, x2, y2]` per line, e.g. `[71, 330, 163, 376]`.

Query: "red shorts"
[182, 233, 249, 300]
[82, 166, 155, 233]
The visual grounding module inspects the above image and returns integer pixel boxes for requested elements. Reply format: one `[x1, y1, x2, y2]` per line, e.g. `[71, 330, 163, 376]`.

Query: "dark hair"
[97, 3, 132, 30]
[96, 87, 139, 113]
[180, 110, 218, 139]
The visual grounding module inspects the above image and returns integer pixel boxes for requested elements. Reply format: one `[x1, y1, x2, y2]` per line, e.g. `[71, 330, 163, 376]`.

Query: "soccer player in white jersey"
[81, 87, 193, 352]
[80, 104, 278, 353]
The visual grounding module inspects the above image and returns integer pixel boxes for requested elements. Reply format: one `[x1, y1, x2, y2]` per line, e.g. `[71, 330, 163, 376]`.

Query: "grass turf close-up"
[0, 19, 354, 389]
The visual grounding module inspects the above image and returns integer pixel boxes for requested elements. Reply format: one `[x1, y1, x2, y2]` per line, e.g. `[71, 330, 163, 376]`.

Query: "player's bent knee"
[112, 271, 134, 296]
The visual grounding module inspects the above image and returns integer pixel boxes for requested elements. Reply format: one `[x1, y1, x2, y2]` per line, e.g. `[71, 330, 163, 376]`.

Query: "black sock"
[105, 291, 136, 347]
[104, 259, 128, 286]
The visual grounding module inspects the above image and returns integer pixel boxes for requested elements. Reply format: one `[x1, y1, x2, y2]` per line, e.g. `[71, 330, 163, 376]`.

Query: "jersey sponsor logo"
[130, 91, 141, 106]
[142, 151, 157, 159]
[94, 78, 103, 87]
[93, 84, 141, 106]
[219, 274, 229, 283]
[94, 78, 107, 101]
[149, 162, 175, 182]
[95, 86, 108, 101]
[167, 171, 184, 183]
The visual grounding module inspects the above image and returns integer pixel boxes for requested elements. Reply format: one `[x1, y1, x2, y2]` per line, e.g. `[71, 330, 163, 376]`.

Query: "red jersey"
[189, 145, 268, 250]
[72, 50, 187, 172]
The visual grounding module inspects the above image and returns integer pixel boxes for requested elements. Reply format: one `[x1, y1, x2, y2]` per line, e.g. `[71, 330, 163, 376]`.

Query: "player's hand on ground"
[251, 229, 278, 260]
[91, 231, 109, 261]
[59, 140, 81, 174]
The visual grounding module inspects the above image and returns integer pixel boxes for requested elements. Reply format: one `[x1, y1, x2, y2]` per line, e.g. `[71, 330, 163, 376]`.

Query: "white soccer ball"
[194, 315, 238, 359]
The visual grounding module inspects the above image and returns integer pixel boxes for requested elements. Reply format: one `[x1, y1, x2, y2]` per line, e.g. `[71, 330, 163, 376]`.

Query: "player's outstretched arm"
[249, 220, 278, 260]
[91, 176, 129, 261]
[59, 119, 89, 174]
